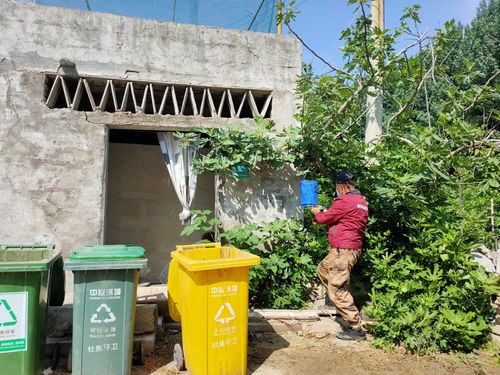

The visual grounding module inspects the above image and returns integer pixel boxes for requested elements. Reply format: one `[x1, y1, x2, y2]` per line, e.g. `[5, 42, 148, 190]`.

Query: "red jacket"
[314, 190, 369, 250]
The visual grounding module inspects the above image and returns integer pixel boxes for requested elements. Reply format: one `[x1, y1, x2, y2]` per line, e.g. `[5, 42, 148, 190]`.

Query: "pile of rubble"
[471, 244, 498, 273]
[469, 244, 500, 342]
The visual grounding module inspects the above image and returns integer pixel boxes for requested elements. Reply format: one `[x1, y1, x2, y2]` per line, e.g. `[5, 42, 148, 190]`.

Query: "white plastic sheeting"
[157, 132, 199, 224]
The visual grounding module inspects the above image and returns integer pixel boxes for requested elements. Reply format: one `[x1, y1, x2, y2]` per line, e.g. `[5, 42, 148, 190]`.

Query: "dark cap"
[335, 171, 355, 185]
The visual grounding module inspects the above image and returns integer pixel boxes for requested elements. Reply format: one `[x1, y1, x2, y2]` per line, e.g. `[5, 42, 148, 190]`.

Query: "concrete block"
[137, 285, 169, 318]
[134, 303, 158, 335]
[492, 325, 500, 336]
[165, 320, 298, 334]
[249, 320, 301, 334]
[134, 333, 156, 355]
[47, 303, 159, 337]
[249, 309, 320, 321]
[133, 332, 156, 364]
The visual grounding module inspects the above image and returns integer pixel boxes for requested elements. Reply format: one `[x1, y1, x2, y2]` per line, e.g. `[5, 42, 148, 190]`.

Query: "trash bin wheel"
[67, 346, 72, 373]
[173, 343, 185, 371]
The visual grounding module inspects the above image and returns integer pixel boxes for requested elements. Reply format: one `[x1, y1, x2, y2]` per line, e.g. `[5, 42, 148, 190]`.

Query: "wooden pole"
[364, 0, 384, 145]
[492, 199, 500, 274]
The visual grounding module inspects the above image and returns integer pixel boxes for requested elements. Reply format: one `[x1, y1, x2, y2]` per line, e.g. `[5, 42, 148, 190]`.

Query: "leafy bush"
[181, 211, 329, 309]
[363, 222, 497, 353]
[223, 219, 320, 308]
[177, 118, 292, 178]
[288, 0, 500, 353]
[178, 0, 500, 354]
[357, 113, 500, 352]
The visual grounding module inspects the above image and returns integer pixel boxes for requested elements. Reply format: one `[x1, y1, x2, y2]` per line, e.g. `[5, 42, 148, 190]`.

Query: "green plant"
[180, 211, 328, 309]
[177, 0, 500, 354]
[178, 118, 292, 178]
[222, 219, 327, 309]
[179, 210, 221, 237]
[288, 0, 500, 353]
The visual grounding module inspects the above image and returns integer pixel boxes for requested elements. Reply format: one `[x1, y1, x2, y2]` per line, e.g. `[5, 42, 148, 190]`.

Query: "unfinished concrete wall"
[0, 68, 108, 253]
[105, 142, 215, 282]
[0, 1, 302, 285]
[216, 165, 301, 229]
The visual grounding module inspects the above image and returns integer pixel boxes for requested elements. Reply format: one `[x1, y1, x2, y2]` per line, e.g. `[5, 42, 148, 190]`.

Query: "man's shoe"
[335, 328, 366, 341]
[334, 316, 351, 331]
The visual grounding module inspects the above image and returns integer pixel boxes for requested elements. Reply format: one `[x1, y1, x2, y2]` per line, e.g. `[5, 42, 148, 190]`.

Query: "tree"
[287, 0, 500, 352]
[427, 0, 500, 129]
[184, 0, 499, 353]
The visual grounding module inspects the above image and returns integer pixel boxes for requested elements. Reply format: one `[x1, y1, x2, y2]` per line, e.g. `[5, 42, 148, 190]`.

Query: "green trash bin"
[0, 244, 61, 375]
[64, 245, 147, 375]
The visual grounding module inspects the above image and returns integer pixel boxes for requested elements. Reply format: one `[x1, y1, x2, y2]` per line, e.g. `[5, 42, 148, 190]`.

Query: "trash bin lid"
[64, 245, 148, 271]
[69, 245, 145, 261]
[0, 244, 61, 272]
[172, 244, 260, 272]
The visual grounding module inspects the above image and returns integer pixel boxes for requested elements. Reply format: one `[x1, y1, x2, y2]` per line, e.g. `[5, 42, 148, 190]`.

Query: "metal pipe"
[277, 0, 283, 35]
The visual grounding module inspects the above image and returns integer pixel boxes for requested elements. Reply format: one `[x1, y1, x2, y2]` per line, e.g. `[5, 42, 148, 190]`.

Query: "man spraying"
[311, 172, 369, 341]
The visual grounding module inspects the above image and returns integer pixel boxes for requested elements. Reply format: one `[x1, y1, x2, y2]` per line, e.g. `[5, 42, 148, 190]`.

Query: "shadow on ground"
[128, 320, 290, 375]
[247, 323, 290, 374]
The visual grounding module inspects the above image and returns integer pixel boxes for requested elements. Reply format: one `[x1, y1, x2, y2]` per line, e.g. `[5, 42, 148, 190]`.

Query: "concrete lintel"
[85, 111, 257, 131]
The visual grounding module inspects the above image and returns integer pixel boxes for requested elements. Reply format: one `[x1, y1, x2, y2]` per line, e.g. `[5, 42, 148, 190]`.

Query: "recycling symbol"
[214, 302, 236, 324]
[0, 299, 18, 327]
[90, 304, 116, 324]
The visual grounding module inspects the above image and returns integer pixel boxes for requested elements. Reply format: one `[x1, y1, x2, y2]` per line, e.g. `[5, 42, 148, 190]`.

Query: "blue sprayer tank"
[299, 179, 318, 206]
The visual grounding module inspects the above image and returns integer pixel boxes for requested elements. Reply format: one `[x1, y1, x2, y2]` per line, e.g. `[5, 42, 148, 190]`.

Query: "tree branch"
[423, 80, 432, 128]
[447, 129, 498, 158]
[390, 30, 429, 62]
[386, 64, 433, 130]
[286, 25, 367, 145]
[312, 82, 366, 145]
[359, 2, 376, 78]
[464, 70, 500, 113]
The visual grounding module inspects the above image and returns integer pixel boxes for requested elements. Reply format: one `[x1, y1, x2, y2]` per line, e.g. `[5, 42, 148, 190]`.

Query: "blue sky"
[288, 0, 482, 73]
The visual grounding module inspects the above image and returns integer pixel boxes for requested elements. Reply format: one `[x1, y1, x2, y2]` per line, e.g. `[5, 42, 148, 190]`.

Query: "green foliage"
[179, 118, 291, 178]
[421, 0, 500, 129]
[179, 0, 500, 354]
[179, 210, 221, 237]
[278, 0, 299, 26]
[180, 210, 329, 309]
[359, 105, 500, 353]
[290, 0, 500, 354]
[223, 219, 324, 309]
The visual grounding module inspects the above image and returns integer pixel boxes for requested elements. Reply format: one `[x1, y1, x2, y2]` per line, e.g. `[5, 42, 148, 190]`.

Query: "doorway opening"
[105, 129, 215, 283]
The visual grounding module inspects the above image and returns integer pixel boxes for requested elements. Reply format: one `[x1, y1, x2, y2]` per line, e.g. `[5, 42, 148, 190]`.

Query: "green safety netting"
[35, 0, 278, 33]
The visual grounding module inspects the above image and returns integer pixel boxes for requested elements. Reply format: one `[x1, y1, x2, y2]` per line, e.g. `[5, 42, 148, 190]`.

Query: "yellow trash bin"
[167, 243, 260, 375]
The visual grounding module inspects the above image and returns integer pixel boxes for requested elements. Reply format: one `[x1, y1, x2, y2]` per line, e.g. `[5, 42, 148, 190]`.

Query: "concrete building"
[0, 1, 301, 287]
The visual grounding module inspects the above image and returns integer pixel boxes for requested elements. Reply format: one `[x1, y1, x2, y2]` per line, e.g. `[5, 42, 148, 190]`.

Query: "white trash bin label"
[0, 292, 28, 353]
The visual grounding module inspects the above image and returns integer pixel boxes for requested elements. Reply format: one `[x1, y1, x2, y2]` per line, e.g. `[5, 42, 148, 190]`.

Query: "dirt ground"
[49, 328, 500, 375]
[133, 330, 500, 375]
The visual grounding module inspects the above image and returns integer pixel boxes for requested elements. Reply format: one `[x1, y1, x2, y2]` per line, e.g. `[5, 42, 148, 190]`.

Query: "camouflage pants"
[318, 248, 362, 330]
